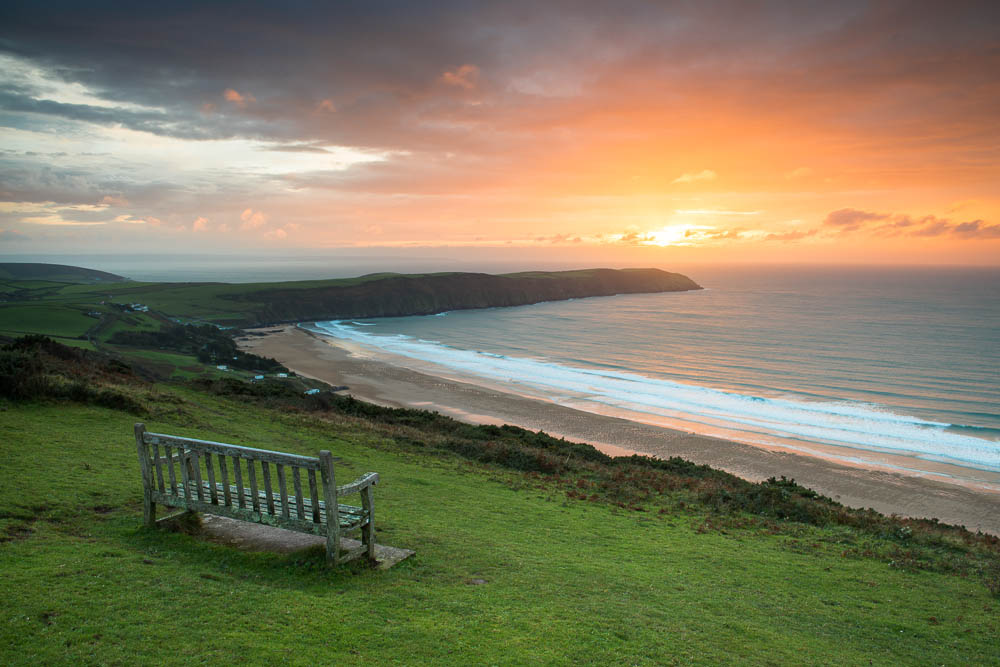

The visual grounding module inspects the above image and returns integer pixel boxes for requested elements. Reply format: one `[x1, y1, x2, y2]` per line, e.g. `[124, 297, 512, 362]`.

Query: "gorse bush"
[110, 324, 287, 373]
[0, 335, 145, 414]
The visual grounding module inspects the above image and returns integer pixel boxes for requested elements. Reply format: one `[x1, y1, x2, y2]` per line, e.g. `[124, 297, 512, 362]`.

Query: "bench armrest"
[336, 472, 379, 497]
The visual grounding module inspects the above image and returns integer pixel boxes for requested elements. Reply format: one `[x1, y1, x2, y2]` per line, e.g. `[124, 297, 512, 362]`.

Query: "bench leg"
[362, 485, 375, 561]
[143, 495, 156, 528]
[326, 527, 341, 565]
[362, 485, 376, 562]
[362, 520, 375, 561]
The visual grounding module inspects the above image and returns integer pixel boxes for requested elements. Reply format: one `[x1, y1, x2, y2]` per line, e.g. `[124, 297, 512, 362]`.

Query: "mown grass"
[0, 304, 96, 339]
[1, 345, 998, 664]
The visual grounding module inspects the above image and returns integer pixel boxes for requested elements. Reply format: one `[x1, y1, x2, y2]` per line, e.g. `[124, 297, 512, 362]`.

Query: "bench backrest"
[135, 423, 338, 529]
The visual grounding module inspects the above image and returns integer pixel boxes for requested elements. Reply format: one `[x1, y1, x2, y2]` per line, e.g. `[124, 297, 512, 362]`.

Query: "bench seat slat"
[155, 482, 369, 529]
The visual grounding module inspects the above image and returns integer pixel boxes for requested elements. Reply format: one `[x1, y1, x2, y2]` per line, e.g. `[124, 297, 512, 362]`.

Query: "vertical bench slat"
[192, 452, 205, 502]
[205, 452, 218, 505]
[261, 462, 275, 515]
[292, 467, 305, 520]
[277, 464, 290, 519]
[179, 449, 193, 501]
[247, 459, 260, 513]
[308, 469, 320, 523]
[152, 442, 166, 493]
[232, 456, 245, 509]
[218, 455, 231, 507]
[165, 445, 177, 496]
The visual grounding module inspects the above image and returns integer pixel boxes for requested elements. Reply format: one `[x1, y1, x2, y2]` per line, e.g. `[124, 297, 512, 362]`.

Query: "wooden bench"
[134, 423, 379, 565]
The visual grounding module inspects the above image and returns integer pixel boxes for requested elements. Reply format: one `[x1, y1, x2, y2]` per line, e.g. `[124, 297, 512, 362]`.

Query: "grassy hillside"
[0, 262, 127, 283]
[1, 338, 998, 664]
[0, 265, 701, 330]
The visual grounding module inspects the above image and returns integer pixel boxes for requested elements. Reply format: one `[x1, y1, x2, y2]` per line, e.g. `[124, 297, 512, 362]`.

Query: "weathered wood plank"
[165, 445, 178, 496]
[152, 442, 166, 493]
[134, 423, 155, 527]
[178, 449, 192, 501]
[192, 452, 205, 502]
[232, 456, 245, 508]
[337, 472, 379, 497]
[261, 462, 275, 515]
[247, 459, 260, 513]
[151, 490, 329, 536]
[143, 432, 321, 469]
[204, 452, 219, 505]
[308, 469, 320, 523]
[154, 483, 367, 531]
[218, 455, 231, 507]
[276, 464, 290, 520]
[319, 450, 339, 564]
[361, 477, 375, 559]
[292, 467, 305, 520]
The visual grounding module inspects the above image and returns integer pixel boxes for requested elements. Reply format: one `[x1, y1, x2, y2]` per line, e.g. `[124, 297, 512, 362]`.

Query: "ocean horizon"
[304, 265, 1000, 490]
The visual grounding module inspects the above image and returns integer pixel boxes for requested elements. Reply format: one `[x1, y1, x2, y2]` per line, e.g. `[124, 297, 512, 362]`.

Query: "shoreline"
[238, 325, 1000, 536]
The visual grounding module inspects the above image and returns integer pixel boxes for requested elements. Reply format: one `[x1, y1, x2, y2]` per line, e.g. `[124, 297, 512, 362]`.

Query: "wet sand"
[239, 326, 1000, 536]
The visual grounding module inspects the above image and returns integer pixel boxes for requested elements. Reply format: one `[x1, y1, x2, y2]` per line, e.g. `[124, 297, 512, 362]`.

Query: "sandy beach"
[239, 325, 1000, 535]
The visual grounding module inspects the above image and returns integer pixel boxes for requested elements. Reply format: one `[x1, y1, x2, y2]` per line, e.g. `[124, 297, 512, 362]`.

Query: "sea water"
[308, 266, 1000, 487]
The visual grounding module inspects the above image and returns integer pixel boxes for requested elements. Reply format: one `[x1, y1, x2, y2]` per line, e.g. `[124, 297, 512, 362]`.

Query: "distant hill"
[226, 267, 703, 324]
[0, 263, 128, 283]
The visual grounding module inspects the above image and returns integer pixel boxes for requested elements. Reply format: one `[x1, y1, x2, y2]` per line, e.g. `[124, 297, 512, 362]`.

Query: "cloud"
[764, 229, 818, 241]
[114, 214, 146, 224]
[19, 215, 105, 226]
[1, 4, 998, 255]
[240, 208, 266, 229]
[262, 142, 330, 154]
[532, 233, 583, 244]
[440, 64, 480, 90]
[0, 229, 30, 242]
[672, 169, 716, 184]
[264, 223, 298, 240]
[617, 230, 655, 245]
[223, 88, 254, 107]
[100, 194, 129, 206]
[952, 220, 1000, 239]
[318, 99, 336, 112]
[192, 216, 209, 232]
[824, 208, 1000, 240]
[823, 208, 889, 230]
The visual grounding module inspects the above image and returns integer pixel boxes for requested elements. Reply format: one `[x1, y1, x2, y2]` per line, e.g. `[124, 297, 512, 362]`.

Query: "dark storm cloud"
[3, 1, 997, 151]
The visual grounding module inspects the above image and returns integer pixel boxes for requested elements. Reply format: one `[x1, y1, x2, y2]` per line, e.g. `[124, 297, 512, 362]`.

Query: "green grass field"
[1, 384, 998, 665]
[0, 304, 97, 339]
[1, 269, 998, 664]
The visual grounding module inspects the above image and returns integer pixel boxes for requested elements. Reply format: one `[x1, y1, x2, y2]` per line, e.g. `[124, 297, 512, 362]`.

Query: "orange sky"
[1, 2, 998, 266]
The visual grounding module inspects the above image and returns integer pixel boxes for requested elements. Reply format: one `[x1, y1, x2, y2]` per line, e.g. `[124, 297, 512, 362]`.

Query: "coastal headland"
[241, 325, 1000, 536]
